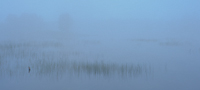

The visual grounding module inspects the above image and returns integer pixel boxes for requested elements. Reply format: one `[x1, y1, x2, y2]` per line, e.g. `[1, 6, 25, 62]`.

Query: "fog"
[0, 0, 200, 90]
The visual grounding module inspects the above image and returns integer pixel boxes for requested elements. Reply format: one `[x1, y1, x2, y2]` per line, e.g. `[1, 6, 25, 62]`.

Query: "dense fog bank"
[1, 0, 200, 89]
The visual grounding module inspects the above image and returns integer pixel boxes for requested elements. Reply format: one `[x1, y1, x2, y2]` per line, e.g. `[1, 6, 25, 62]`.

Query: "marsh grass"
[0, 42, 151, 78]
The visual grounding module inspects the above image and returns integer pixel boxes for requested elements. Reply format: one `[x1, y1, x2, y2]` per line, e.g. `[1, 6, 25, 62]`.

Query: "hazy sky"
[1, 0, 200, 41]
[1, 0, 200, 22]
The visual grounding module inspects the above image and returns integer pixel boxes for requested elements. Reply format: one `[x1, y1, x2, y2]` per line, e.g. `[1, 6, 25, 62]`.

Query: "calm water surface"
[0, 32, 200, 90]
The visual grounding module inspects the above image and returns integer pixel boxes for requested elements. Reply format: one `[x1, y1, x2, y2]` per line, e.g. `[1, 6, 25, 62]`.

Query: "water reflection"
[1, 60, 151, 78]
[36, 61, 150, 77]
[0, 42, 152, 78]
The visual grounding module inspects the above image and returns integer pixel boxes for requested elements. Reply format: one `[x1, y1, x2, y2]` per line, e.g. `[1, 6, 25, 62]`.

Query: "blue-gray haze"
[0, 0, 200, 90]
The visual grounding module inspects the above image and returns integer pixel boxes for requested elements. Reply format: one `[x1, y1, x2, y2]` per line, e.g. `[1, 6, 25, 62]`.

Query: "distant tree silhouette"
[58, 13, 72, 31]
[2, 13, 45, 31]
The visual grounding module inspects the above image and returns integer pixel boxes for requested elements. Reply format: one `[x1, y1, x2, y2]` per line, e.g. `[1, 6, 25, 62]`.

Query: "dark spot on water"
[28, 67, 31, 73]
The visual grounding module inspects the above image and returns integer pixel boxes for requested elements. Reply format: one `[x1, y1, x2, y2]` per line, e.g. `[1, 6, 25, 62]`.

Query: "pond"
[0, 31, 200, 90]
